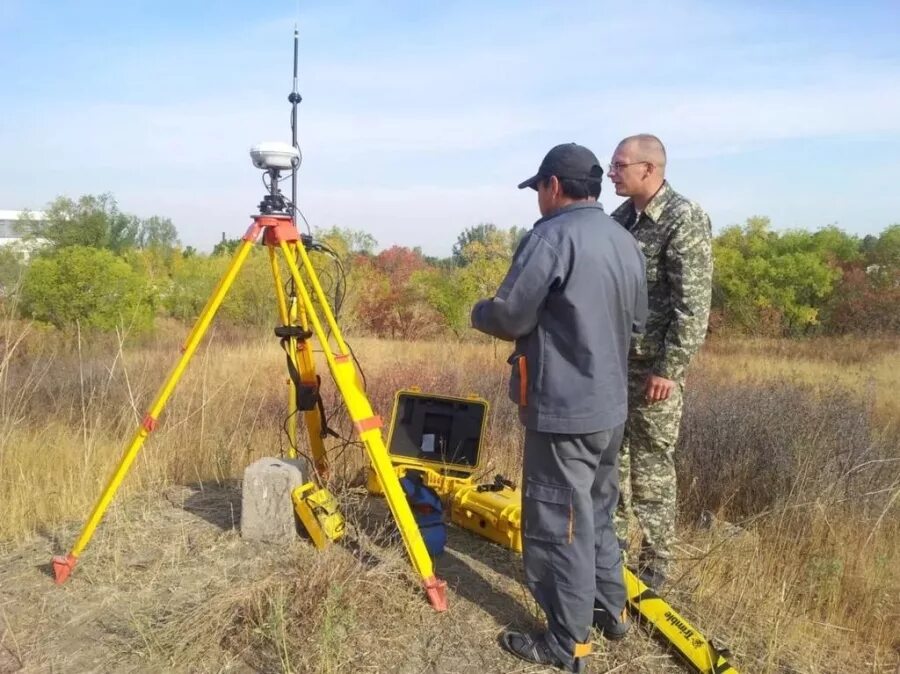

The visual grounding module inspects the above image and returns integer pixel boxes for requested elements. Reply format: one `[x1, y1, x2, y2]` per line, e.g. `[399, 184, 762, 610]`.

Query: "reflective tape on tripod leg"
[354, 416, 383, 435]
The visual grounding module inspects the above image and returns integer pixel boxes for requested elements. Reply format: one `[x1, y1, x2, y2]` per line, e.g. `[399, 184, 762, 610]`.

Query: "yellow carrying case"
[449, 479, 522, 553]
[368, 388, 488, 495]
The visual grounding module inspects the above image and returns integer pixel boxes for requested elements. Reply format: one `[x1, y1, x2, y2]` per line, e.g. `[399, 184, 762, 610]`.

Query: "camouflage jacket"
[611, 181, 712, 381]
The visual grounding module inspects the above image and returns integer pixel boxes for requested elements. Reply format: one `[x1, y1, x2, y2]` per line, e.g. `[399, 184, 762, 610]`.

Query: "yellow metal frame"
[51, 214, 447, 611]
[623, 570, 737, 674]
[367, 460, 474, 498]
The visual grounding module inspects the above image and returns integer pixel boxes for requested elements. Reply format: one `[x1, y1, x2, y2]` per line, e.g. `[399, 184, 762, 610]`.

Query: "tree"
[508, 225, 530, 254]
[352, 246, 438, 339]
[809, 225, 860, 265]
[374, 246, 426, 283]
[860, 234, 879, 259]
[457, 236, 513, 297]
[872, 224, 900, 267]
[0, 247, 26, 306]
[711, 217, 842, 335]
[315, 226, 377, 259]
[19, 246, 153, 331]
[164, 249, 276, 326]
[413, 267, 470, 338]
[137, 215, 180, 251]
[18, 194, 140, 253]
[416, 231, 517, 338]
[452, 223, 499, 265]
[452, 223, 526, 265]
[823, 265, 900, 334]
[212, 237, 241, 257]
[165, 254, 221, 322]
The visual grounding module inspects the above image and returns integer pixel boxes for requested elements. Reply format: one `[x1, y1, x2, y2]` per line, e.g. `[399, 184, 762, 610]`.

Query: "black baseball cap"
[518, 142, 604, 190]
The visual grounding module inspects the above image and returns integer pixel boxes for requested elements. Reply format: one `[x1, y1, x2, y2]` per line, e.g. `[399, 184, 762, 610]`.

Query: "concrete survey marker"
[240, 457, 309, 543]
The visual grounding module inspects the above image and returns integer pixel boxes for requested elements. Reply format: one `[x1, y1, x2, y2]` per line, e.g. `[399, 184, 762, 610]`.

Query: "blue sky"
[1, 0, 899, 255]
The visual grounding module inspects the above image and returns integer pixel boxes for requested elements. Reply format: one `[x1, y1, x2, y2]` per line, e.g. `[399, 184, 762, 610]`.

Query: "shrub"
[19, 245, 153, 332]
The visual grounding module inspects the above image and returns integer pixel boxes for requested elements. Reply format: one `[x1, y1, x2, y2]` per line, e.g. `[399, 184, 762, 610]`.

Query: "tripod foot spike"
[423, 576, 448, 612]
[52, 554, 78, 584]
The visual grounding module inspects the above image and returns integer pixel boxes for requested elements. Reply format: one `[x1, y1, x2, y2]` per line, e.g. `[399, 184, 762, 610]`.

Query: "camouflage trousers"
[613, 362, 684, 575]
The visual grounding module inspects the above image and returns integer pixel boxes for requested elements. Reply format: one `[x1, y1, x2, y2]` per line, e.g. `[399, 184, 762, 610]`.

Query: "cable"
[279, 194, 312, 237]
[295, 204, 312, 237]
[281, 407, 315, 467]
[322, 393, 366, 467]
[345, 338, 368, 393]
[309, 242, 347, 318]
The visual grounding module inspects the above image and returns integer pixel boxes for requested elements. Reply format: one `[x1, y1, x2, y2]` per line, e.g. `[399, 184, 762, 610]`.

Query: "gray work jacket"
[471, 202, 647, 434]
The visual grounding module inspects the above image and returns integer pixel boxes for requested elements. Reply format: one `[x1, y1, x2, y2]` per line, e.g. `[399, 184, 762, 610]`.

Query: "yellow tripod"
[51, 210, 448, 612]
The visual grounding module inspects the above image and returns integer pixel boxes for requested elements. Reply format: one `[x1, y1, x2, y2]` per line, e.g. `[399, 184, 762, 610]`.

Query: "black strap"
[279, 334, 339, 439]
[315, 383, 339, 439]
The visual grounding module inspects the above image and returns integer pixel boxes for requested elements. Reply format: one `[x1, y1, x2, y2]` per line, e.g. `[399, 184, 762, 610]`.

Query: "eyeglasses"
[608, 161, 651, 173]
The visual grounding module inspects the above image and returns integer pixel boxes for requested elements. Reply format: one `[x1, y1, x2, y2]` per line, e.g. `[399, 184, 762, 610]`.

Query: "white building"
[0, 210, 47, 259]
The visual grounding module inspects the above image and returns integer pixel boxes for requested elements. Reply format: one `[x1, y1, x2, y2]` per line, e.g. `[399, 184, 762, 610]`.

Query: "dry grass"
[676, 338, 900, 672]
[1, 319, 899, 673]
[700, 337, 900, 424]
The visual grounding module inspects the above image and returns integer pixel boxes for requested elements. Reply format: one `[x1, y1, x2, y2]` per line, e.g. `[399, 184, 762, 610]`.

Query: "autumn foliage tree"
[821, 224, 900, 333]
[352, 246, 443, 339]
[416, 227, 520, 338]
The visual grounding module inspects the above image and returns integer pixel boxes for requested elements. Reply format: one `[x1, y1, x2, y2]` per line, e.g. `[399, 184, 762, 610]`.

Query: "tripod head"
[250, 142, 300, 215]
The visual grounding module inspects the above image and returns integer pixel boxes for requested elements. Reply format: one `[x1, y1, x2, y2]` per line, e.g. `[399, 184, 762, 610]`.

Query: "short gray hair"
[620, 134, 667, 168]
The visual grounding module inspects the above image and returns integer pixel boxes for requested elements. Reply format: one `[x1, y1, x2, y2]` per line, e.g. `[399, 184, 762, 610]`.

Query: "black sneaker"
[498, 630, 577, 672]
[592, 607, 631, 641]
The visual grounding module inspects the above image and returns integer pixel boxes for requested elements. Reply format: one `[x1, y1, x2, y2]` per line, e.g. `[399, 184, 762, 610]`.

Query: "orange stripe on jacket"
[518, 357, 527, 407]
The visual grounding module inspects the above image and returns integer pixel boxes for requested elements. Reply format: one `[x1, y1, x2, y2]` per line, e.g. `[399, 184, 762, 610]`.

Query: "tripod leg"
[277, 241, 448, 611]
[269, 246, 299, 457]
[51, 240, 257, 584]
[268, 246, 327, 473]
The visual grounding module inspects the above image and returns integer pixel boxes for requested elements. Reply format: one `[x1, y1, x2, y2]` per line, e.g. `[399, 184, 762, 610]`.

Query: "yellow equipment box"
[450, 479, 522, 553]
[368, 388, 488, 495]
[367, 387, 524, 554]
[292, 481, 345, 550]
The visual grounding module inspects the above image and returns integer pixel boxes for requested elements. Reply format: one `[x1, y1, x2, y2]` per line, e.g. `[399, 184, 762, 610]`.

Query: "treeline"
[2, 194, 898, 338]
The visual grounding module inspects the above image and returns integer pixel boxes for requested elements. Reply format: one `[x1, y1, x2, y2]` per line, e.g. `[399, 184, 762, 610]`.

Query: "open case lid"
[385, 389, 488, 476]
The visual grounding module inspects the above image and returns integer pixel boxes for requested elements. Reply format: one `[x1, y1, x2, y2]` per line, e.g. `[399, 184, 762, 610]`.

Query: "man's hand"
[644, 374, 676, 403]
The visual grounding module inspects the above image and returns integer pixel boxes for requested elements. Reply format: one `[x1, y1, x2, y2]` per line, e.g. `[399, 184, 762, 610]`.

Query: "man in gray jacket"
[471, 143, 647, 673]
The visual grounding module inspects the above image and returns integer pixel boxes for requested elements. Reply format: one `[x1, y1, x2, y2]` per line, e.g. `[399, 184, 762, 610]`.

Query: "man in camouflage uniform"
[608, 134, 712, 588]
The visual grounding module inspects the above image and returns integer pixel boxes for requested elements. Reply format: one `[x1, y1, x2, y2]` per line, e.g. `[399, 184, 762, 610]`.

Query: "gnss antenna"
[288, 26, 303, 229]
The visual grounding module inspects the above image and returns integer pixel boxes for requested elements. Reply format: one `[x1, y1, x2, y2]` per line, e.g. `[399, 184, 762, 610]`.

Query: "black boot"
[593, 606, 631, 641]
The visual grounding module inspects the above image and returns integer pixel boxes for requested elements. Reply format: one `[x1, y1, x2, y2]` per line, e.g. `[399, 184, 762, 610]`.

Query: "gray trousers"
[522, 425, 626, 671]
